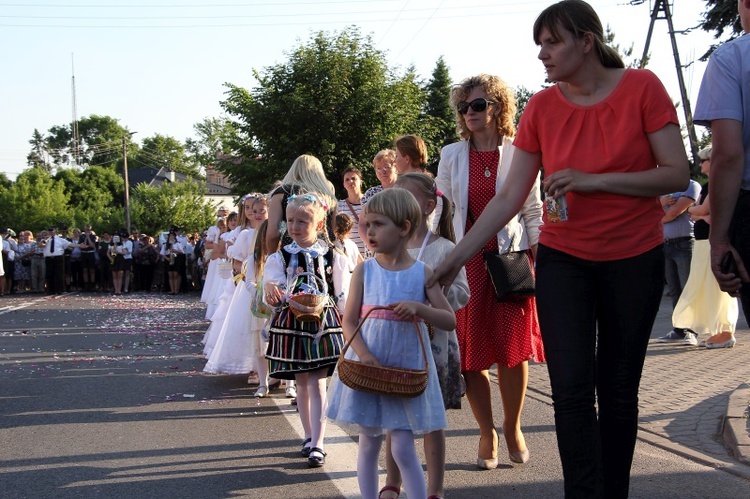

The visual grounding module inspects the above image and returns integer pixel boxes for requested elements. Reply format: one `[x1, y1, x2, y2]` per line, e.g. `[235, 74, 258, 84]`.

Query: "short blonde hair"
[451, 74, 517, 141]
[698, 146, 712, 160]
[373, 149, 396, 167]
[362, 188, 421, 239]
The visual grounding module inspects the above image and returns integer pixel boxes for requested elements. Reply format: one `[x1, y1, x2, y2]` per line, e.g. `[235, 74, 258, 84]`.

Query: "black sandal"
[307, 447, 326, 468]
[301, 438, 312, 457]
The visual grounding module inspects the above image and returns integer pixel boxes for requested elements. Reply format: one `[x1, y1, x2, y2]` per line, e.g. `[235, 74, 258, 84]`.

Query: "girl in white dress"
[201, 217, 226, 306]
[204, 212, 237, 320]
[326, 188, 456, 499]
[204, 196, 268, 374]
[203, 208, 244, 355]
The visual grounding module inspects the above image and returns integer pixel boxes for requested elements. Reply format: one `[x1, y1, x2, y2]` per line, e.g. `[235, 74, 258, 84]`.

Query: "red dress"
[455, 149, 545, 371]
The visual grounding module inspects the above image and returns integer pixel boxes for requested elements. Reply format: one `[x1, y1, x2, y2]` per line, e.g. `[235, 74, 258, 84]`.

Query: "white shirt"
[42, 235, 71, 257]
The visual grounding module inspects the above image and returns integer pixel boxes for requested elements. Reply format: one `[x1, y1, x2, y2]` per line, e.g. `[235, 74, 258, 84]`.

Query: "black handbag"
[483, 248, 535, 302]
[468, 207, 535, 302]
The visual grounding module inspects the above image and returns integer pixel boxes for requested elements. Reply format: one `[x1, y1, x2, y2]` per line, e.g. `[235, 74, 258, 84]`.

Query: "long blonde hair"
[281, 155, 336, 210]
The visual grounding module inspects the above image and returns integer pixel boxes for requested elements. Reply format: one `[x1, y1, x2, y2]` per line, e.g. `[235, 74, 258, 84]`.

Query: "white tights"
[357, 430, 426, 499]
[255, 355, 269, 388]
[295, 369, 327, 447]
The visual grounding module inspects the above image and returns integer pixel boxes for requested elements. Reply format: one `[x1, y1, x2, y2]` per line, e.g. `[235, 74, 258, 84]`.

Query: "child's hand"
[264, 283, 283, 306]
[388, 301, 421, 321]
[358, 351, 381, 367]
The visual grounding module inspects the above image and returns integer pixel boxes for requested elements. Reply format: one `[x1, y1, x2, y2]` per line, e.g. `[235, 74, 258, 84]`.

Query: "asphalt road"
[1, 292, 749, 498]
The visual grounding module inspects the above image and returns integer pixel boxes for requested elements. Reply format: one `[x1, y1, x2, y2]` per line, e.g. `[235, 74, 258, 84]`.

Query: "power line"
[0, 0, 394, 7]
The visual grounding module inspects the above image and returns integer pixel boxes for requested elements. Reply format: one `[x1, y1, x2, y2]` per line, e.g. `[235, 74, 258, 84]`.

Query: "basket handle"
[339, 305, 428, 372]
[289, 270, 327, 295]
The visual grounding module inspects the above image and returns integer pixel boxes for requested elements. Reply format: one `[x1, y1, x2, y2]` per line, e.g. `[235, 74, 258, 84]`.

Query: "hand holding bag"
[468, 207, 535, 302]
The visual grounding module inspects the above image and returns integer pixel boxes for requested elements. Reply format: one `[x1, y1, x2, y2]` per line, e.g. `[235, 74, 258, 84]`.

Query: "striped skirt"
[266, 301, 343, 380]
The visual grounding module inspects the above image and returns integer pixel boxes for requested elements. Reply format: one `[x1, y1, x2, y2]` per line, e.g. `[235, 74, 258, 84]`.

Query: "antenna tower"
[71, 53, 80, 166]
[635, 0, 700, 169]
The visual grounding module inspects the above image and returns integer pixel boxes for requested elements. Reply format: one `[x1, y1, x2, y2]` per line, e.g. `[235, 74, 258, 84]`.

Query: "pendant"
[484, 168, 491, 178]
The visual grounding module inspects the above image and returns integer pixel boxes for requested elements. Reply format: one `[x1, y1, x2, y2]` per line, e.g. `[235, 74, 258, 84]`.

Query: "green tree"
[44, 115, 136, 169]
[53, 166, 125, 230]
[130, 178, 214, 236]
[220, 27, 426, 196]
[0, 169, 71, 229]
[700, 0, 743, 59]
[27, 129, 52, 172]
[514, 86, 536, 126]
[133, 134, 201, 178]
[424, 56, 458, 154]
[185, 117, 238, 173]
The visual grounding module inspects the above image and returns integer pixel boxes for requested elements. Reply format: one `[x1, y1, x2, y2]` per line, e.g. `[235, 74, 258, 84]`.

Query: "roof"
[128, 166, 231, 195]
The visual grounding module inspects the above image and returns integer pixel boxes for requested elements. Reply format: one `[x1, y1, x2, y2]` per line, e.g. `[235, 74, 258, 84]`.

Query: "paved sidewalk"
[527, 294, 750, 475]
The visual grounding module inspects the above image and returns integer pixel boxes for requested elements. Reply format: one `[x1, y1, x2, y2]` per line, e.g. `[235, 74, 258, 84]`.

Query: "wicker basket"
[288, 272, 327, 322]
[337, 306, 428, 398]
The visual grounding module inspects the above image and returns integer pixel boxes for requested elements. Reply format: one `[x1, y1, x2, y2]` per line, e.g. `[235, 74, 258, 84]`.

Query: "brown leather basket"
[337, 306, 428, 398]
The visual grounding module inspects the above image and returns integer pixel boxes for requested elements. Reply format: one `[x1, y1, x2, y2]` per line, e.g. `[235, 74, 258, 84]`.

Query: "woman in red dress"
[435, 74, 544, 470]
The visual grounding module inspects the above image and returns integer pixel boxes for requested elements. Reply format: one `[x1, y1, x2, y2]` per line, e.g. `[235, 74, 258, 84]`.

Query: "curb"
[724, 381, 750, 467]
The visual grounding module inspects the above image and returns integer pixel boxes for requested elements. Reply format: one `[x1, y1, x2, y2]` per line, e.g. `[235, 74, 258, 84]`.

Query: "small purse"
[483, 248, 535, 302]
[468, 208, 535, 302]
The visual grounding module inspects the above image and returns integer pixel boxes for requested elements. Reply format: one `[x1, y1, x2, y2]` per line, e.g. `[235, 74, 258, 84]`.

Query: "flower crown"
[288, 193, 329, 211]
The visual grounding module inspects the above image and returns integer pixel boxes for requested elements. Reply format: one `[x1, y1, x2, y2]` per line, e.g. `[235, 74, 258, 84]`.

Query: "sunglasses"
[457, 98, 496, 115]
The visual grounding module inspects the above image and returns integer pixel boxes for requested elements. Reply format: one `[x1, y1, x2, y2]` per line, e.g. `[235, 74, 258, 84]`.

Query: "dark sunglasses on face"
[457, 98, 496, 115]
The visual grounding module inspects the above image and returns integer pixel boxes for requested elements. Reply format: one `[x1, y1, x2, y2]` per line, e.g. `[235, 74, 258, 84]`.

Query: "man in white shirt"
[43, 226, 71, 295]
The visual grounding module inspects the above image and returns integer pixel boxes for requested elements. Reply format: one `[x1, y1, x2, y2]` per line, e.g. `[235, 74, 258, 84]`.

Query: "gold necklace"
[471, 139, 497, 178]
[475, 148, 495, 178]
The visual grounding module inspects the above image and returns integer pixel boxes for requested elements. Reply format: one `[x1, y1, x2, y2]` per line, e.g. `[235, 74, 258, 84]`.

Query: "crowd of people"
[194, 1, 750, 498]
[0, 223, 207, 296]
[3, 1, 745, 497]
[189, 2, 750, 498]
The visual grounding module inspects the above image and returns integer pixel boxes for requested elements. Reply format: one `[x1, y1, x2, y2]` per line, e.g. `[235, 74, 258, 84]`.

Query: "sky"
[0, 0, 721, 180]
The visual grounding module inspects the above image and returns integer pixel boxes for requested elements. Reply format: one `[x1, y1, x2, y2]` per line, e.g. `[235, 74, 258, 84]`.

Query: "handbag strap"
[340, 305, 428, 370]
[467, 205, 519, 255]
[345, 199, 360, 223]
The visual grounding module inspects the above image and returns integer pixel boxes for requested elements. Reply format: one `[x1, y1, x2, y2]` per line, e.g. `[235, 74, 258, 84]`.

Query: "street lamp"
[123, 131, 137, 234]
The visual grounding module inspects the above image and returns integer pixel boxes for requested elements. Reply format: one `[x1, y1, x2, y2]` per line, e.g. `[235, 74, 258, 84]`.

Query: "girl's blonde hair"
[362, 189, 421, 240]
[253, 219, 269, 279]
[450, 74, 517, 141]
[237, 193, 260, 228]
[281, 155, 336, 210]
[394, 173, 455, 243]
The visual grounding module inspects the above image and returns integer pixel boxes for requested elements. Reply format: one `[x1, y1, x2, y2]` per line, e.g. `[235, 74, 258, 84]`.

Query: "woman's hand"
[543, 169, 599, 198]
[426, 251, 462, 295]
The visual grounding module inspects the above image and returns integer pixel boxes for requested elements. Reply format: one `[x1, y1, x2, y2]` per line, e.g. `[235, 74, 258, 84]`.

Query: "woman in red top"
[431, 1, 689, 497]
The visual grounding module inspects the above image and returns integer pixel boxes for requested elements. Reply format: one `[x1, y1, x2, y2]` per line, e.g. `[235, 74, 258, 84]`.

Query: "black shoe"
[301, 438, 312, 457]
[307, 447, 326, 468]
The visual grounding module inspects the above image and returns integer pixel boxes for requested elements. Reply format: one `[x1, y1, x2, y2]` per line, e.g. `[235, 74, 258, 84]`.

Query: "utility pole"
[122, 132, 136, 234]
[638, 0, 700, 170]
